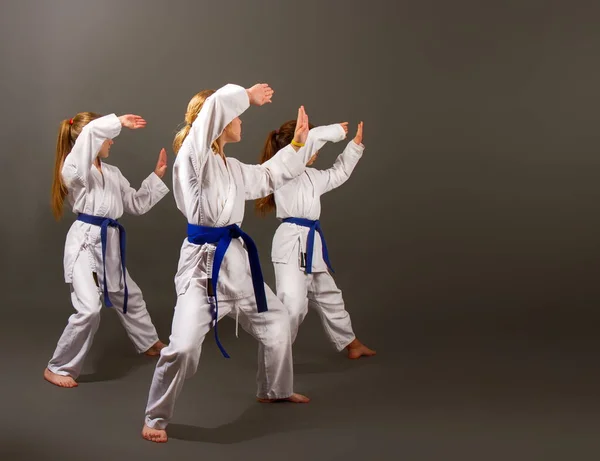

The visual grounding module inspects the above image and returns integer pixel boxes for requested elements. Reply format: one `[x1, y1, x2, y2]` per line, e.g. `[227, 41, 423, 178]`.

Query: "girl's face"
[98, 139, 114, 158]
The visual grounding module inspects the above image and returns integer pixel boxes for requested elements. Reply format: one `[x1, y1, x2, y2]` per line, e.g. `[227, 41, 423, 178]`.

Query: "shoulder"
[226, 156, 241, 166]
[225, 156, 243, 172]
[102, 162, 126, 181]
[101, 162, 121, 174]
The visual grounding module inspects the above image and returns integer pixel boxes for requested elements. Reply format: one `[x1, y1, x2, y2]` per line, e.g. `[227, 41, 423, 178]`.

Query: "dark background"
[1, 0, 600, 459]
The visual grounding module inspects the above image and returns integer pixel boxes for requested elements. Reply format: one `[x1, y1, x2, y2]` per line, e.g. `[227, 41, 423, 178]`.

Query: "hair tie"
[69, 118, 74, 125]
[275, 129, 279, 134]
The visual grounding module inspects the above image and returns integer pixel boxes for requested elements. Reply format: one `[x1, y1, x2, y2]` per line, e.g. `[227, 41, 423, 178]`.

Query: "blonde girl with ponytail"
[45, 112, 169, 388]
[142, 83, 332, 443]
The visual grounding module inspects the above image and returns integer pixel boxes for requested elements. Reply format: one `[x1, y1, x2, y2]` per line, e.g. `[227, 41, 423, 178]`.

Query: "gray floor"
[3, 287, 600, 461]
[3, 0, 600, 459]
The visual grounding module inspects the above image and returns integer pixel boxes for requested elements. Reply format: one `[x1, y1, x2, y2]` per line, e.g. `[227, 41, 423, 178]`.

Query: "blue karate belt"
[282, 217, 334, 274]
[77, 213, 128, 314]
[187, 223, 268, 358]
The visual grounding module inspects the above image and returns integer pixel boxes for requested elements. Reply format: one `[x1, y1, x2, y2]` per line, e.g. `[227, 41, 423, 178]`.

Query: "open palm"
[247, 83, 274, 106]
[119, 114, 147, 130]
[154, 148, 167, 178]
[293, 106, 309, 144]
[353, 121, 364, 145]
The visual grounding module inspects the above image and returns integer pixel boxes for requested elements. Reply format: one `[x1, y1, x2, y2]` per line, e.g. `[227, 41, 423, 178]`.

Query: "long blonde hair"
[51, 112, 101, 220]
[173, 89, 221, 154]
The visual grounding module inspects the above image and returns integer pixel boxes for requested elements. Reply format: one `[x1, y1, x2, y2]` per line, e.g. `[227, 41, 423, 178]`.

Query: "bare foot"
[43, 368, 78, 388]
[142, 424, 168, 443]
[144, 340, 166, 357]
[257, 392, 310, 403]
[346, 339, 376, 359]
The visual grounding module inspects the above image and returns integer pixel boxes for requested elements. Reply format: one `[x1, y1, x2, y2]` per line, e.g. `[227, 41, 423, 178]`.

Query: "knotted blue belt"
[77, 213, 128, 313]
[283, 217, 334, 274]
[187, 223, 268, 358]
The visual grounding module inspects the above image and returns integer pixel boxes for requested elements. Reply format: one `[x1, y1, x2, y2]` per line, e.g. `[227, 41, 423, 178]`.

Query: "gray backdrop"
[1, 0, 600, 460]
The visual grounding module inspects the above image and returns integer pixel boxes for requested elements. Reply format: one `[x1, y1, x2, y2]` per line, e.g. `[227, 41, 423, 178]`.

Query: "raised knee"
[168, 340, 199, 363]
[288, 302, 308, 325]
[280, 294, 306, 318]
[72, 307, 101, 325]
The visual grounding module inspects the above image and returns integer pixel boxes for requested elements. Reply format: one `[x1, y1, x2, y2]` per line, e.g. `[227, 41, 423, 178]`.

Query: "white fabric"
[62, 114, 170, 291]
[171, 84, 307, 299]
[49, 113, 168, 377]
[145, 83, 316, 429]
[272, 134, 364, 270]
[271, 134, 364, 350]
[48, 251, 160, 378]
[274, 257, 355, 351]
[144, 279, 293, 430]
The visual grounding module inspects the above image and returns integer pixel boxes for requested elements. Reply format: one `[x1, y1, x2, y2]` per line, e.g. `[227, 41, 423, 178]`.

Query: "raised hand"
[353, 121, 364, 145]
[154, 148, 167, 178]
[118, 114, 147, 130]
[246, 83, 274, 106]
[293, 106, 309, 145]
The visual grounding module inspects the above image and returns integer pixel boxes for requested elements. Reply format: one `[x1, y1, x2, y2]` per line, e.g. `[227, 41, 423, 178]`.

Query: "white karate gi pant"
[274, 262, 355, 352]
[144, 277, 293, 430]
[47, 251, 159, 378]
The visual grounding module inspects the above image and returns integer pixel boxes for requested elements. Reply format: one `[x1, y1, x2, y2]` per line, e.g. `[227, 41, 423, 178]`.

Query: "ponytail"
[255, 119, 313, 216]
[173, 89, 217, 154]
[173, 124, 191, 154]
[50, 112, 101, 220]
[51, 119, 72, 220]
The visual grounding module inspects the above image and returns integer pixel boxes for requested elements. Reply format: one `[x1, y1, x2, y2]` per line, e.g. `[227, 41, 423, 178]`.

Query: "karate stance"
[45, 112, 169, 388]
[142, 83, 343, 443]
[256, 120, 375, 359]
